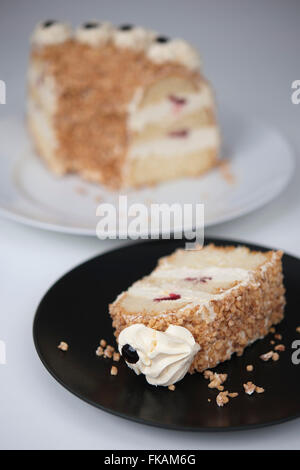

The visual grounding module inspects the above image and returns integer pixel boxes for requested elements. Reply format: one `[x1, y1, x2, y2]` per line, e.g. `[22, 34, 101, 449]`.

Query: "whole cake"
[27, 20, 220, 189]
[110, 245, 285, 386]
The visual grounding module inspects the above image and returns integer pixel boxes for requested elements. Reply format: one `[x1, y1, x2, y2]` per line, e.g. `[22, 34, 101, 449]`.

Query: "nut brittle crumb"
[260, 351, 274, 362]
[272, 352, 280, 361]
[110, 366, 118, 376]
[203, 370, 213, 380]
[96, 346, 104, 356]
[274, 344, 285, 352]
[113, 352, 121, 362]
[243, 382, 264, 395]
[243, 382, 256, 395]
[274, 334, 282, 340]
[216, 391, 229, 407]
[246, 364, 254, 371]
[58, 341, 68, 352]
[228, 392, 239, 398]
[207, 373, 228, 390]
[168, 385, 176, 391]
[270, 327, 276, 333]
[100, 339, 107, 348]
[296, 327, 300, 334]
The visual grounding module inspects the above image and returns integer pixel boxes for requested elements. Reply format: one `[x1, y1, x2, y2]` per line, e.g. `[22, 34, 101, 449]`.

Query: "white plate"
[0, 109, 294, 237]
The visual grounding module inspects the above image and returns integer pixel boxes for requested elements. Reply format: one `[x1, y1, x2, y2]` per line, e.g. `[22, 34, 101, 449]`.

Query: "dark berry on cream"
[83, 22, 100, 29]
[43, 20, 57, 28]
[119, 24, 134, 31]
[169, 129, 189, 138]
[155, 36, 170, 43]
[154, 293, 181, 302]
[121, 344, 139, 364]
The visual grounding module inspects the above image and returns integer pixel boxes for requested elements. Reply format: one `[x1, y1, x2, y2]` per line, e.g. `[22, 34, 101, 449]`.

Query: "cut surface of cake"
[110, 244, 285, 384]
[27, 20, 220, 189]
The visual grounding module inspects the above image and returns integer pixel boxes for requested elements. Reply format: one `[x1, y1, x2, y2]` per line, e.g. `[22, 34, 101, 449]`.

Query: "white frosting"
[75, 22, 113, 46]
[171, 39, 201, 70]
[118, 324, 200, 386]
[27, 99, 57, 152]
[31, 21, 72, 46]
[27, 63, 57, 114]
[113, 27, 156, 51]
[129, 127, 219, 159]
[147, 38, 201, 70]
[128, 86, 213, 132]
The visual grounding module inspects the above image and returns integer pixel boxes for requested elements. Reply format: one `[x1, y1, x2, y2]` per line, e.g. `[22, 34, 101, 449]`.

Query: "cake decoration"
[31, 21, 72, 46]
[118, 324, 200, 386]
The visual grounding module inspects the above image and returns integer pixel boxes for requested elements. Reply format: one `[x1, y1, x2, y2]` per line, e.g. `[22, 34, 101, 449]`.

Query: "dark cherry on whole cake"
[121, 344, 139, 364]
[119, 24, 134, 31]
[155, 36, 170, 43]
[185, 276, 212, 283]
[43, 20, 57, 28]
[83, 22, 100, 29]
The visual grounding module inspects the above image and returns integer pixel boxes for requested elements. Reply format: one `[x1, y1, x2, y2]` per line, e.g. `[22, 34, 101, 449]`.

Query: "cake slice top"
[31, 20, 201, 71]
[111, 245, 282, 320]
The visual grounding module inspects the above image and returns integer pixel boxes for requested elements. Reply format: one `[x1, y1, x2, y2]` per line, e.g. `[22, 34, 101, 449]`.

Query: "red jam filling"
[184, 276, 212, 283]
[154, 293, 181, 302]
[168, 129, 189, 138]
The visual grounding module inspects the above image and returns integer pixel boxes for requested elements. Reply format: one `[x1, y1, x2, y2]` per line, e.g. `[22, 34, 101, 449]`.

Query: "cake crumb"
[243, 381, 256, 395]
[104, 348, 113, 358]
[216, 391, 229, 407]
[272, 352, 280, 361]
[246, 364, 254, 371]
[96, 346, 104, 357]
[58, 341, 68, 352]
[270, 327, 276, 333]
[208, 373, 228, 390]
[113, 352, 120, 362]
[274, 344, 285, 352]
[228, 392, 239, 398]
[255, 386, 265, 394]
[296, 327, 300, 333]
[260, 351, 274, 362]
[168, 385, 176, 391]
[203, 370, 213, 380]
[110, 366, 118, 376]
[100, 339, 107, 348]
[274, 334, 282, 340]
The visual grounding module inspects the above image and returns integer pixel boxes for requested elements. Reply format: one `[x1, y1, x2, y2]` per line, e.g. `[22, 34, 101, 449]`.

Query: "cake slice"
[110, 244, 285, 375]
[27, 20, 219, 189]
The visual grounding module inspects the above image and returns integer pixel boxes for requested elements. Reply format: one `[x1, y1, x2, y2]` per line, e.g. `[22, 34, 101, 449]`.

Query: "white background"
[0, 0, 300, 450]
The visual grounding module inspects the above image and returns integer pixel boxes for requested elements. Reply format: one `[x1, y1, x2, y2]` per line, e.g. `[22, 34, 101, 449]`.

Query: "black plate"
[33, 238, 300, 431]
